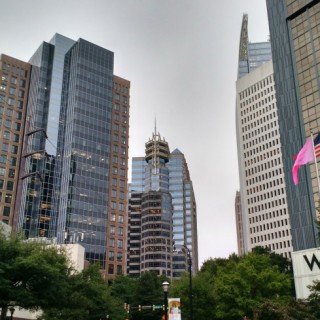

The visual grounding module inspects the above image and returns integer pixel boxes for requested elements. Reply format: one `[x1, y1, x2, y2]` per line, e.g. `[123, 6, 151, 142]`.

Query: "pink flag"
[292, 137, 315, 185]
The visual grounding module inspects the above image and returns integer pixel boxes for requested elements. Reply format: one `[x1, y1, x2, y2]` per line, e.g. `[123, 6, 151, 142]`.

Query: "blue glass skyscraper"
[16, 34, 130, 271]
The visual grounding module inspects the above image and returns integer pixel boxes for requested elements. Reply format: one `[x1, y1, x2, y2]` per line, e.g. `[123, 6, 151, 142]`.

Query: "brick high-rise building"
[0, 55, 31, 227]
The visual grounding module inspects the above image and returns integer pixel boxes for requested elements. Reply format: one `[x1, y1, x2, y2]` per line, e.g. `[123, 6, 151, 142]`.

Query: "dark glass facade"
[266, 0, 320, 250]
[14, 34, 130, 270]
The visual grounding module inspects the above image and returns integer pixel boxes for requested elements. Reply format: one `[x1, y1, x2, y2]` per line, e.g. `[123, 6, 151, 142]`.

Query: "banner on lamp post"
[168, 298, 181, 320]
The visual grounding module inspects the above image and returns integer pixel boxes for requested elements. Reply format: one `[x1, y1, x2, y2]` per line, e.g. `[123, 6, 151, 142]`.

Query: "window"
[3, 131, 10, 140]
[7, 181, 14, 191]
[108, 251, 114, 261]
[0, 155, 7, 163]
[10, 157, 16, 166]
[117, 239, 123, 248]
[0, 84, 7, 92]
[0, 168, 5, 176]
[18, 90, 24, 98]
[3, 207, 10, 217]
[20, 79, 26, 88]
[6, 109, 13, 117]
[8, 169, 15, 178]
[17, 100, 23, 109]
[16, 111, 22, 120]
[11, 145, 18, 154]
[5, 120, 11, 129]
[10, 77, 17, 85]
[118, 215, 124, 224]
[108, 264, 114, 274]
[0, 179, 3, 189]
[117, 265, 122, 275]
[13, 123, 20, 131]
[2, 143, 8, 152]
[5, 194, 12, 204]
[9, 87, 16, 95]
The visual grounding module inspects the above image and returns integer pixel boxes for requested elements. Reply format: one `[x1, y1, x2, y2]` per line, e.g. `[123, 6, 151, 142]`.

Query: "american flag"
[314, 133, 320, 158]
[292, 133, 320, 160]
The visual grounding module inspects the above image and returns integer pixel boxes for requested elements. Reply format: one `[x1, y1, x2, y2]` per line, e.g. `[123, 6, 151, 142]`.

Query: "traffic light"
[124, 303, 127, 310]
[127, 304, 130, 312]
[162, 305, 165, 311]
[152, 305, 155, 311]
[138, 305, 141, 311]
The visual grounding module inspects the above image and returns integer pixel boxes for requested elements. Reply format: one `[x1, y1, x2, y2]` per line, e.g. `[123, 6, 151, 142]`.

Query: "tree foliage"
[0, 233, 72, 320]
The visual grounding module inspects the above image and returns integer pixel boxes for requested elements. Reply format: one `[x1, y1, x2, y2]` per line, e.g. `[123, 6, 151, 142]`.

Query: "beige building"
[236, 60, 293, 258]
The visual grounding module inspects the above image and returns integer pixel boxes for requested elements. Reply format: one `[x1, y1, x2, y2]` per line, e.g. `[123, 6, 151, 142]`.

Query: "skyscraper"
[127, 130, 198, 278]
[13, 34, 130, 275]
[0, 55, 31, 227]
[266, 0, 320, 251]
[235, 14, 293, 257]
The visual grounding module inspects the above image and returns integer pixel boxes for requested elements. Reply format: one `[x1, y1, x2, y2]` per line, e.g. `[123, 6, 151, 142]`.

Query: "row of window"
[248, 198, 286, 214]
[250, 220, 290, 233]
[239, 75, 273, 100]
[247, 188, 285, 204]
[240, 87, 275, 111]
[1, 63, 29, 77]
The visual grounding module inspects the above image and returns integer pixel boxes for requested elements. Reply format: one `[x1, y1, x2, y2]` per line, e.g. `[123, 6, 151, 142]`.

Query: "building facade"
[127, 130, 198, 279]
[9, 34, 130, 276]
[235, 14, 293, 258]
[0, 55, 31, 227]
[266, 0, 320, 251]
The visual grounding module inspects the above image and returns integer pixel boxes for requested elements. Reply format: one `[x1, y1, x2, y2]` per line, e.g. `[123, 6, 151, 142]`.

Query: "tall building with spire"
[235, 14, 293, 258]
[7, 34, 130, 277]
[127, 129, 198, 278]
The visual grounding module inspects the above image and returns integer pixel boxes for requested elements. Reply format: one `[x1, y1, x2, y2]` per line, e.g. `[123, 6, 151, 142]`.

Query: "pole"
[164, 290, 168, 320]
[187, 250, 193, 320]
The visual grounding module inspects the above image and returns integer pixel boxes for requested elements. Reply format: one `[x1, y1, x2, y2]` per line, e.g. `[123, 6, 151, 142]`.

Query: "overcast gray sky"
[0, 0, 269, 265]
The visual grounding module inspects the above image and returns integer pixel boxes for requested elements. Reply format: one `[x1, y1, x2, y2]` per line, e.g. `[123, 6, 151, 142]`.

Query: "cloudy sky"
[0, 0, 270, 265]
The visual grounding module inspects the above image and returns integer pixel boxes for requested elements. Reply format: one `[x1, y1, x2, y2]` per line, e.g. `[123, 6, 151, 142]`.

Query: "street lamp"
[162, 281, 170, 320]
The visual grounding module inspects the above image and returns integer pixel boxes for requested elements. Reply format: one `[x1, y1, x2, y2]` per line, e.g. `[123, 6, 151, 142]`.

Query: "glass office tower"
[266, 0, 320, 250]
[127, 130, 198, 278]
[15, 34, 130, 271]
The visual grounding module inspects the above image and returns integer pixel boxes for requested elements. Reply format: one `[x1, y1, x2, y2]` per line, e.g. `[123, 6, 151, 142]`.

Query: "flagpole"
[311, 132, 320, 195]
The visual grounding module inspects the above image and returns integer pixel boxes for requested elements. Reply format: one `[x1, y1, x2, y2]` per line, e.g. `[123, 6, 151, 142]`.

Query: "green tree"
[40, 264, 126, 320]
[213, 252, 292, 320]
[0, 233, 73, 320]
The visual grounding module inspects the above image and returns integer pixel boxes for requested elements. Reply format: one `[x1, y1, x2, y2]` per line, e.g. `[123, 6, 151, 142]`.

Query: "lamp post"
[162, 281, 170, 320]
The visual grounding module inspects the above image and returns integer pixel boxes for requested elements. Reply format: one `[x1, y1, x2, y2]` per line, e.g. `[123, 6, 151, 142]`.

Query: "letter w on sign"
[303, 254, 320, 271]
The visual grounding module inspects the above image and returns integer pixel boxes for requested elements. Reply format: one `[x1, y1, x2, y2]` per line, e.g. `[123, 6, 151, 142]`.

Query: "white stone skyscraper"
[235, 14, 293, 258]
